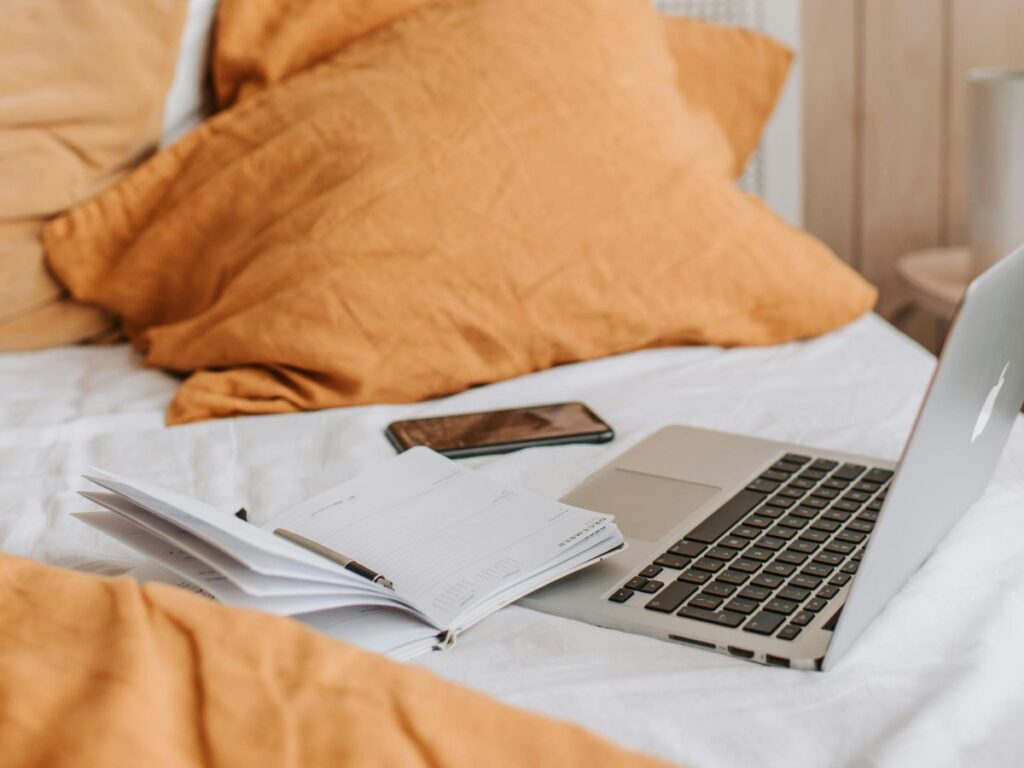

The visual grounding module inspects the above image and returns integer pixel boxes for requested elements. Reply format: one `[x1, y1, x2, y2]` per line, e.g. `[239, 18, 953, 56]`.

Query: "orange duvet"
[0, 554, 669, 767]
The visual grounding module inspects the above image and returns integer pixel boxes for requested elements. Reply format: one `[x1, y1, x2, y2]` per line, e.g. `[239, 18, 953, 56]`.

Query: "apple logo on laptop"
[972, 362, 1009, 442]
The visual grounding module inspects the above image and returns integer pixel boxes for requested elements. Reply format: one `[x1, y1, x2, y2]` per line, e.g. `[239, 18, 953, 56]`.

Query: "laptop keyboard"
[608, 453, 893, 643]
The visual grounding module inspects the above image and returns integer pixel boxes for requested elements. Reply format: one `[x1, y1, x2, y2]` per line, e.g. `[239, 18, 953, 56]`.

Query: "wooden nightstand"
[891, 248, 974, 348]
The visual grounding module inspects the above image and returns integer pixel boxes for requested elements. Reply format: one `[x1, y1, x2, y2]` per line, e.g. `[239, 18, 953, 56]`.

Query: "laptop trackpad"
[562, 468, 721, 544]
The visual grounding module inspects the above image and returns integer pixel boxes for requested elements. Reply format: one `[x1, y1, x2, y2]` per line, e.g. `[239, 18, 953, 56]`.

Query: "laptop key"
[810, 459, 838, 471]
[640, 580, 665, 594]
[707, 547, 737, 561]
[777, 625, 802, 641]
[799, 469, 828, 481]
[668, 541, 705, 558]
[833, 500, 861, 513]
[824, 509, 851, 523]
[828, 573, 852, 587]
[747, 479, 781, 494]
[767, 525, 797, 540]
[818, 585, 840, 599]
[755, 506, 783, 519]
[799, 529, 830, 543]
[847, 520, 874, 533]
[776, 551, 807, 566]
[836, 531, 865, 544]
[745, 515, 774, 529]
[679, 569, 711, 585]
[654, 553, 691, 569]
[764, 598, 799, 615]
[760, 470, 790, 482]
[764, 562, 796, 577]
[791, 611, 814, 626]
[743, 611, 785, 635]
[755, 536, 785, 550]
[752, 573, 785, 589]
[823, 478, 849, 490]
[782, 453, 812, 465]
[853, 480, 881, 493]
[678, 606, 745, 628]
[811, 519, 841, 533]
[813, 552, 844, 566]
[719, 536, 749, 550]
[867, 498, 884, 511]
[725, 598, 759, 615]
[766, 495, 795, 509]
[733, 526, 761, 539]
[739, 586, 772, 601]
[841, 562, 859, 575]
[789, 574, 821, 590]
[683, 490, 767, 544]
[863, 468, 894, 483]
[644, 581, 698, 612]
[833, 463, 866, 481]
[717, 570, 750, 586]
[639, 565, 663, 578]
[703, 582, 735, 598]
[843, 491, 872, 503]
[802, 497, 828, 509]
[790, 506, 818, 520]
[689, 595, 723, 610]
[771, 460, 802, 474]
[730, 559, 761, 574]
[692, 557, 725, 573]
[805, 598, 828, 612]
[789, 540, 818, 554]
[780, 515, 808, 529]
[802, 564, 833, 578]
[858, 511, 879, 523]
[789, 477, 816, 490]
[778, 586, 810, 602]
[609, 589, 633, 603]
[778, 487, 806, 499]
[624, 577, 648, 590]
[744, 547, 773, 562]
[811, 487, 840, 500]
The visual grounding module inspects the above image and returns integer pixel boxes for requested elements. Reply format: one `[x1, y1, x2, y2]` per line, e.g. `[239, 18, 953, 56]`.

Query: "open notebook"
[74, 447, 625, 660]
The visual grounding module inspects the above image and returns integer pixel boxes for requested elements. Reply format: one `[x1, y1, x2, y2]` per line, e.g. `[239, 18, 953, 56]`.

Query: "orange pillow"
[0, 1, 189, 350]
[45, 0, 875, 425]
[661, 18, 793, 176]
[213, 2, 791, 177]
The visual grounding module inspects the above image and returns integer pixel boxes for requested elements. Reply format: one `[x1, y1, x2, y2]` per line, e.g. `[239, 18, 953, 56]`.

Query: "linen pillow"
[661, 17, 793, 176]
[214, 2, 791, 176]
[45, 0, 875, 425]
[0, 0, 190, 351]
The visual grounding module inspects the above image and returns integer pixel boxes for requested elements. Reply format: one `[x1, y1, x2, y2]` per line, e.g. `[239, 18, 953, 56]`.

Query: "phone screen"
[386, 402, 613, 457]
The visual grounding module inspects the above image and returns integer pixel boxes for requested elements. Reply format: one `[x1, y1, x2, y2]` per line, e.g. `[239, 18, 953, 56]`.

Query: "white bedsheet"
[2, 314, 1022, 767]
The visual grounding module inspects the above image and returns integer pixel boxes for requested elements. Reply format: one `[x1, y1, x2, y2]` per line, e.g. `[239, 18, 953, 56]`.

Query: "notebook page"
[80, 491, 364, 598]
[73, 512, 399, 615]
[83, 470, 371, 587]
[266, 447, 618, 629]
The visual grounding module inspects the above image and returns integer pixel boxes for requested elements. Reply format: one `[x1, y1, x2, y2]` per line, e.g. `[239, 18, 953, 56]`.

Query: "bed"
[5, 1, 1024, 765]
[4, 310, 1023, 766]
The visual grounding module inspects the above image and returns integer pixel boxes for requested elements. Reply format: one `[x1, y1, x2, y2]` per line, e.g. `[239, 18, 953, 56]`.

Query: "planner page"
[266, 447, 621, 629]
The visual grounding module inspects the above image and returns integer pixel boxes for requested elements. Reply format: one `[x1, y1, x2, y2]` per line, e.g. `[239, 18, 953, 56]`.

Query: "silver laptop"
[522, 245, 1024, 670]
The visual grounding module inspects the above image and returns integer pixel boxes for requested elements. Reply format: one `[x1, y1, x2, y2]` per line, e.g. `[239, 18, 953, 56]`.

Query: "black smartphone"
[384, 402, 614, 458]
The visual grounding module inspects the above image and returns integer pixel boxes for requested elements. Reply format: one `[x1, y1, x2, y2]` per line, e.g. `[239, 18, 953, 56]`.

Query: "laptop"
[522, 244, 1024, 670]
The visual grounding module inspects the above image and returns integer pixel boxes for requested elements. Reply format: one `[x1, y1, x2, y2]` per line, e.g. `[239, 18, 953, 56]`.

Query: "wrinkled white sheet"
[2, 314, 1022, 767]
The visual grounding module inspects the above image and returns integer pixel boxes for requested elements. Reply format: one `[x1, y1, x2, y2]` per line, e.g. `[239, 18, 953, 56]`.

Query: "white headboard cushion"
[654, 0, 803, 227]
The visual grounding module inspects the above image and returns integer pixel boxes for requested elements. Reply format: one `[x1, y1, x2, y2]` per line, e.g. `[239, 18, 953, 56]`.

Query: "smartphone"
[384, 402, 614, 458]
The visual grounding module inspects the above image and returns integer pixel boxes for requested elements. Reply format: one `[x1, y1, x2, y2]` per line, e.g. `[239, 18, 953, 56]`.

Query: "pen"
[273, 528, 395, 590]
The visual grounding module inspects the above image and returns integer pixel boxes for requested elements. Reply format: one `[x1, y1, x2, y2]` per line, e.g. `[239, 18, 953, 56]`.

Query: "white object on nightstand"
[895, 246, 973, 324]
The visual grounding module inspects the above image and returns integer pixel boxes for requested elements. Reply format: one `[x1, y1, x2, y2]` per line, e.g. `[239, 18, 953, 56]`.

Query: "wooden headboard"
[654, 0, 803, 227]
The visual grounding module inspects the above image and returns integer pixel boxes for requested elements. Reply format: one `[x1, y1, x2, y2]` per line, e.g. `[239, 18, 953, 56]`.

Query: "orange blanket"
[0, 554, 669, 767]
